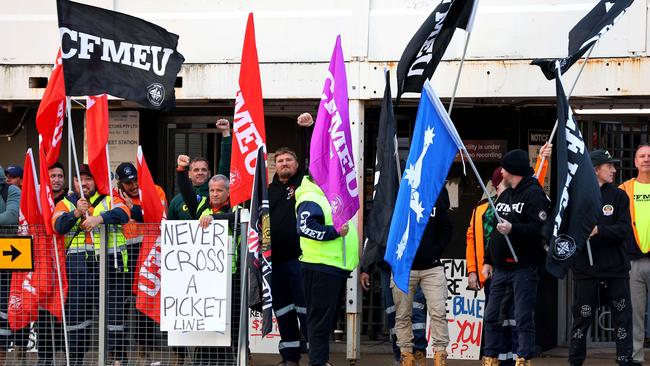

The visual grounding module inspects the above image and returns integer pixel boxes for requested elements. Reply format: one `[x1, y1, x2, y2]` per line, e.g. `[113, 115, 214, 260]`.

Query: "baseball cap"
[6, 165, 23, 178]
[116, 162, 137, 183]
[590, 149, 620, 166]
[78, 164, 92, 177]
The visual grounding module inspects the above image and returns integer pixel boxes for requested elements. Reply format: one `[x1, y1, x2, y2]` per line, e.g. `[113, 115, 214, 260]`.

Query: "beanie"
[501, 149, 534, 177]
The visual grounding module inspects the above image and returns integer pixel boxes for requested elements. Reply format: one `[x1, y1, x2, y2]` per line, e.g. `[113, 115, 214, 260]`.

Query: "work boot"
[514, 357, 533, 366]
[481, 356, 498, 366]
[433, 351, 447, 366]
[276, 361, 300, 366]
[401, 352, 415, 366]
[414, 350, 426, 366]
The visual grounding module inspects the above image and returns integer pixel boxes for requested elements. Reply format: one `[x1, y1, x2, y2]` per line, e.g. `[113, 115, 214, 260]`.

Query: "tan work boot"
[481, 356, 499, 366]
[433, 351, 447, 366]
[515, 357, 533, 366]
[414, 350, 426, 366]
[401, 352, 415, 366]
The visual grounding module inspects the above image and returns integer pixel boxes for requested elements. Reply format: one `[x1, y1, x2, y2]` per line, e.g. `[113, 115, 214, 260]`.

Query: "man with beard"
[481, 150, 550, 366]
[268, 147, 309, 366]
[52, 164, 130, 366]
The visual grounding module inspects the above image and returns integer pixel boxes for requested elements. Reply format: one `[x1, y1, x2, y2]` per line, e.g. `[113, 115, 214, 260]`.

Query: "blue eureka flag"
[385, 81, 461, 293]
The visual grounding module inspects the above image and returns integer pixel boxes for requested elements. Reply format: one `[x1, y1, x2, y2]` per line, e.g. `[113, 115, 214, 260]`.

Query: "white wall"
[1, 0, 648, 100]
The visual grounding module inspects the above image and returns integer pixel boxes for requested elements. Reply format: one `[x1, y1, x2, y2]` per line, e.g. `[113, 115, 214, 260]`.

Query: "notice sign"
[426, 259, 485, 360]
[160, 220, 230, 332]
[454, 140, 506, 162]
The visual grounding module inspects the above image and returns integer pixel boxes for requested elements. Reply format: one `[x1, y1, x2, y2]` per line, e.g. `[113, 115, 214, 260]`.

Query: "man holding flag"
[52, 164, 130, 366]
[299, 34, 360, 366]
[384, 81, 458, 366]
[481, 149, 550, 366]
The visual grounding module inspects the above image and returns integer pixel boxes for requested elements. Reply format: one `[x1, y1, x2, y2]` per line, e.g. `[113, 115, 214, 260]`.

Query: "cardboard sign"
[160, 220, 230, 332]
[426, 259, 485, 360]
[0, 237, 32, 270]
[249, 310, 281, 354]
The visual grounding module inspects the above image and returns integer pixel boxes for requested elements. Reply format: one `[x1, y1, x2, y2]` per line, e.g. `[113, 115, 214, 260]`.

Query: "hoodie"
[0, 167, 20, 226]
[269, 169, 305, 263]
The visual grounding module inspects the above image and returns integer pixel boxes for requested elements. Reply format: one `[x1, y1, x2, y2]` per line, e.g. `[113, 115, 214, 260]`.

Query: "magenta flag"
[309, 35, 360, 231]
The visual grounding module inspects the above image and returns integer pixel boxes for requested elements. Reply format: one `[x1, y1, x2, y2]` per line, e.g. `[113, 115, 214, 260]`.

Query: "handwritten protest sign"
[249, 310, 281, 353]
[161, 220, 230, 332]
[426, 259, 485, 360]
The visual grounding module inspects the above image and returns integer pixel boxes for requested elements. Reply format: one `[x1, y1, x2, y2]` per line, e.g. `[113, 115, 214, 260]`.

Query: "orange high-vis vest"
[620, 179, 645, 253]
[466, 201, 489, 285]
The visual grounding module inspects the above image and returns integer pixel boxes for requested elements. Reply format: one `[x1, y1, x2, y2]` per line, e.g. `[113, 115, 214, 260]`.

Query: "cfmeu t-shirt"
[635, 181, 650, 251]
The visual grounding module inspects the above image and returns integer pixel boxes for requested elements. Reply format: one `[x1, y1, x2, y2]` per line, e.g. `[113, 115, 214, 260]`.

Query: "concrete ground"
[252, 344, 622, 366]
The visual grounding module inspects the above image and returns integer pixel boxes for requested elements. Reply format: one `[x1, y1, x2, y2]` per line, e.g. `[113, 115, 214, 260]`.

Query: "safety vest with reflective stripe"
[91, 196, 127, 252]
[57, 197, 91, 252]
[295, 177, 359, 271]
[198, 199, 240, 273]
[620, 179, 647, 253]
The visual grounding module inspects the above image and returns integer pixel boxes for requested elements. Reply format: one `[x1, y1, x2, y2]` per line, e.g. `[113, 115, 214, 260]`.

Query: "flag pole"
[67, 105, 73, 195]
[106, 145, 119, 269]
[459, 145, 518, 262]
[447, 30, 473, 115]
[534, 42, 597, 178]
[66, 97, 83, 193]
[237, 207, 249, 366]
[32, 145, 71, 366]
[434, 86, 519, 261]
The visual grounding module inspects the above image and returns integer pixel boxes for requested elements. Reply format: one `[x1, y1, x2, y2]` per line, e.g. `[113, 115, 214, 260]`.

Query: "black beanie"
[501, 149, 534, 177]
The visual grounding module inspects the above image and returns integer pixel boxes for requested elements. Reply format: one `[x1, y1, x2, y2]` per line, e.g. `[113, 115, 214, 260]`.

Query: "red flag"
[230, 13, 267, 207]
[36, 49, 66, 167]
[86, 94, 111, 195]
[38, 138, 68, 320]
[136, 146, 165, 223]
[9, 150, 40, 330]
[134, 146, 165, 322]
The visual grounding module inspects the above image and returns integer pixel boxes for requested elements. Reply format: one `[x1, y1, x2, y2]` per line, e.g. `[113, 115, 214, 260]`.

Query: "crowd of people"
[0, 115, 647, 366]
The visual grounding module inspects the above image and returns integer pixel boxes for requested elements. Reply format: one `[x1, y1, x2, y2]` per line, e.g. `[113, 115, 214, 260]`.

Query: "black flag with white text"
[246, 146, 273, 337]
[545, 67, 601, 279]
[396, 0, 477, 102]
[57, 0, 184, 110]
[532, 0, 633, 80]
[362, 70, 400, 270]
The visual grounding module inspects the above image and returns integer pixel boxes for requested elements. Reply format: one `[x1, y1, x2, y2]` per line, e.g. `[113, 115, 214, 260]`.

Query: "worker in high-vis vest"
[620, 144, 650, 365]
[113, 162, 168, 364]
[52, 164, 130, 366]
[295, 175, 359, 366]
[178, 154, 240, 365]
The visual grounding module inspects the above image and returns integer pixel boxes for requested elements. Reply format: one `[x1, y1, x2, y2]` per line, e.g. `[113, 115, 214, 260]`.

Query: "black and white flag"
[396, 0, 477, 102]
[56, 0, 185, 110]
[362, 70, 400, 269]
[545, 66, 601, 279]
[532, 0, 634, 80]
[246, 146, 273, 337]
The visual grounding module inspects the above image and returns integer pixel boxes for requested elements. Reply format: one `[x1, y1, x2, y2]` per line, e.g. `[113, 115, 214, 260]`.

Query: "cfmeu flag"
[56, 0, 184, 110]
[247, 146, 273, 337]
[532, 0, 634, 80]
[135, 146, 165, 322]
[309, 35, 359, 231]
[36, 50, 66, 167]
[385, 81, 459, 292]
[363, 70, 400, 266]
[9, 150, 41, 330]
[230, 13, 267, 207]
[545, 66, 601, 279]
[86, 94, 110, 195]
[396, 0, 478, 101]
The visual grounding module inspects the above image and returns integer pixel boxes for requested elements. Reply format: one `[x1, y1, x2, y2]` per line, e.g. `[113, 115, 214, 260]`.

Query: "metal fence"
[0, 223, 242, 366]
